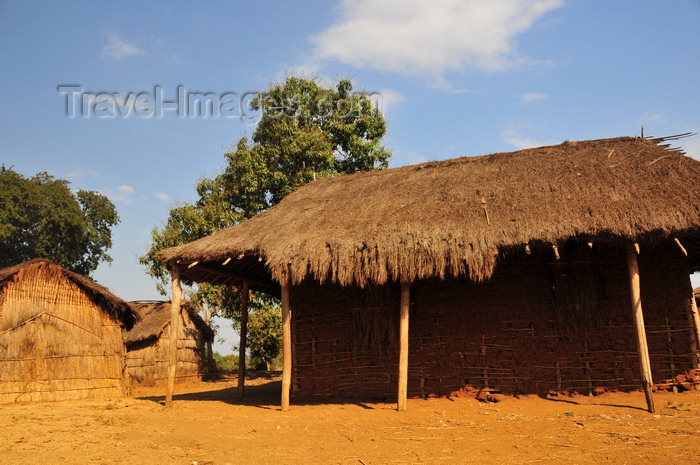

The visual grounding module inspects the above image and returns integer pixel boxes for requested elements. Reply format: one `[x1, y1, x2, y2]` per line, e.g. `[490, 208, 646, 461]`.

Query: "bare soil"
[1, 374, 699, 464]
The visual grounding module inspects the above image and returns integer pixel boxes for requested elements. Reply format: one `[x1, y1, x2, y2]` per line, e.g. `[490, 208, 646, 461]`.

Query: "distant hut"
[0, 259, 137, 404]
[124, 300, 214, 387]
[158, 136, 700, 411]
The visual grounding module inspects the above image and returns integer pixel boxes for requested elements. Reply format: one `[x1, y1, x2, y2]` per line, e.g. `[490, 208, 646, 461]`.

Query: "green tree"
[247, 303, 282, 371]
[140, 76, 391, 361]
[200, 76, 391, 212]
[0, 166, 119, 276]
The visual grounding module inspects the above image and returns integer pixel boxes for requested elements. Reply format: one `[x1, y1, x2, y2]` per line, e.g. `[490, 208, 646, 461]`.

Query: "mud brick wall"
[291, 243, 696, 400]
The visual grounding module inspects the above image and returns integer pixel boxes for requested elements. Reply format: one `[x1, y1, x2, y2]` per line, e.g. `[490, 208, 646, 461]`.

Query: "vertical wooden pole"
[397, 282, 410, 411]
[202, 302, 214, 372]
[281, 281, 292, 411]
[166, 265, 182, 407]
[238, 281, 250, 399]
[626, 245, 655, 413]
[689, 291, 700, 371]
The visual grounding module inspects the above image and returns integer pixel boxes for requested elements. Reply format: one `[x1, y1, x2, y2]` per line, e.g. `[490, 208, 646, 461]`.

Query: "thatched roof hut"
[0, 259, 137, 403]
[159, 136, 699, 289]
[158, 136, 700, 411]
[124, 301, 214, 387]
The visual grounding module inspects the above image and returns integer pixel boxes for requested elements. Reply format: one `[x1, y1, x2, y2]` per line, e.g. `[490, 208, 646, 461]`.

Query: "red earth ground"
[1, 373, 699, 464]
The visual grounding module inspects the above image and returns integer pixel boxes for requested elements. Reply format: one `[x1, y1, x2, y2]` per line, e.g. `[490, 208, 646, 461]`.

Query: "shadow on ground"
[133, 371, 394, 410]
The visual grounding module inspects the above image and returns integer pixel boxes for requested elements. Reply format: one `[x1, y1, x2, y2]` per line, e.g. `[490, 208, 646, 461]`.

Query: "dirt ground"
[1, 374, 699, 465]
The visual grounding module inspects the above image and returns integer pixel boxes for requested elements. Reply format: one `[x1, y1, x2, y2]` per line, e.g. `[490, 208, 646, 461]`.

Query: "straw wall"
[0, 268, 125, 404]
[125, 310, 209, 387]
[291, 242, 697, 399]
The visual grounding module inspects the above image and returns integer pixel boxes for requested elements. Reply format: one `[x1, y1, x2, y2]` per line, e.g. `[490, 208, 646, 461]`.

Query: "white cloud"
[312, 0, 563, 81]
[502, 123, 554, 150]
[504, 134, 545, 150]
[102, 32, 145, 61]
[100, 184, 137, 205]
[390, 149, 428, 168]
[682, 134, 700, 160]
[520, 92, 548, 104]
[152, 191, 170, 202]
[64, 168, 99, 179]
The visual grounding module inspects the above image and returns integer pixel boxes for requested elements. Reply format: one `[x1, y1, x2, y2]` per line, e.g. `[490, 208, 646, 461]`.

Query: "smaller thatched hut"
[124, 300, 214, 387]
[0, 259, 137, 404]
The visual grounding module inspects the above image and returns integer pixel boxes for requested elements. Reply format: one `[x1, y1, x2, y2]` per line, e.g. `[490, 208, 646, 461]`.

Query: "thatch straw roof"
[124, 300, 214, 345]
[0, 259, 138, 329]
[158, 136, 700, 289]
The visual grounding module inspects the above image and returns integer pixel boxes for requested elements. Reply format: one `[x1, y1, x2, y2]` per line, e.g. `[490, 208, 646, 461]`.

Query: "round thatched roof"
[158, 136, 700, 289]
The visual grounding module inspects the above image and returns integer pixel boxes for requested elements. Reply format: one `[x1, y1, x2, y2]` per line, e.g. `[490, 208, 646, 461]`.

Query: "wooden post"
[281, 281, 292, 411]
[689, 290, 700, 371]
[238, 281, 250, 399]
[166, 265, 183, 407]
[397, 282, 410, 411]
[626, 245, 655, 413]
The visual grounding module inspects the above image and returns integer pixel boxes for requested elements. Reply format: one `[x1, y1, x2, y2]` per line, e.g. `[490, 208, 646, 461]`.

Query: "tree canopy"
[140, 76, 391, 359]
[141, 76, 391, 297]
[0, 166, 119, 276]
[197, 76, 391, 218]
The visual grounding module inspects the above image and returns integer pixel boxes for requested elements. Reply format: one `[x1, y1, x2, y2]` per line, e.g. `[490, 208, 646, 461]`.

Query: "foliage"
[212, 352, 239, 372]
[200, 76, 391, 214]
[0, 166, 119, 276]
[139, 195, 241, 295]
[247, 302, 282, 371]
[140, 75, 391, 363]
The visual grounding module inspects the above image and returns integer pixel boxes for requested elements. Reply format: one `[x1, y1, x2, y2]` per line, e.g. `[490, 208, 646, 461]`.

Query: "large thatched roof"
[158, 136, 700, 290]
[0, 258, 138, 329]
[124, 300, 214, 345]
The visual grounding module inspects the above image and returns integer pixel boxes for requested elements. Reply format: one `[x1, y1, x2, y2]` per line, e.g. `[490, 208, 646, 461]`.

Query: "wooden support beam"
[166, 266, 183, 407]
[185, 263, 276, 293]
[626, 245, 655, 413]
[238, 281, 250, 399]
[281, 281, 292, 411]
[689, 290, 700, 372]
[397, 282, 410, 412]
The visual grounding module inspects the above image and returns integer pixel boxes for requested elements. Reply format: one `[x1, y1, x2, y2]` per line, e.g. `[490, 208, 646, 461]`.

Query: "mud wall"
[291, 243, 696, 399]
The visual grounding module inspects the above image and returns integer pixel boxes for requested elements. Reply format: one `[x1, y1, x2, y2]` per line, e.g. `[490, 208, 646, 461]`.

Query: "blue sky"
[2, 1, 699, 351]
